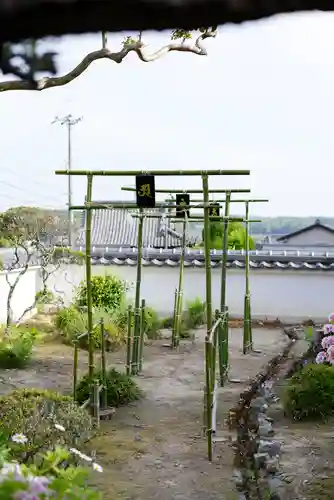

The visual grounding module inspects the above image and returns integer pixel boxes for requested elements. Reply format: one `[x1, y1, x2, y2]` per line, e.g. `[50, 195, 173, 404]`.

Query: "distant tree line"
[247, 216, 334, 236]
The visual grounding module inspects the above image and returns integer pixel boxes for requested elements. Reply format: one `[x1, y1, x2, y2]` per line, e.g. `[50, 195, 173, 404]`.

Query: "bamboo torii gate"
[169, 195, 269, 355]
[55, 169, 250, 380]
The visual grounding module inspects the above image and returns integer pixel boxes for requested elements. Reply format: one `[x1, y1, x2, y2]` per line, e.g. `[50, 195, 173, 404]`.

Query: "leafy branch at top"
[0, 27, 217, 92]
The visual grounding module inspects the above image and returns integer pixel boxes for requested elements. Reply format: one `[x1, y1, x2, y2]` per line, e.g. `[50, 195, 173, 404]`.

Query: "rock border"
[228, 326, 304, 500]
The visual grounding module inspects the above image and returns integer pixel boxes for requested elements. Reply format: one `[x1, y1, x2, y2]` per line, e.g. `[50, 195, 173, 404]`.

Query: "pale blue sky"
[1, 12, 334, 217]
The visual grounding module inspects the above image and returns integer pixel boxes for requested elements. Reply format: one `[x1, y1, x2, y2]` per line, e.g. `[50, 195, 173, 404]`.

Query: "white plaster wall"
[48, 265, 334, 323]
[0, 266, 41, 324]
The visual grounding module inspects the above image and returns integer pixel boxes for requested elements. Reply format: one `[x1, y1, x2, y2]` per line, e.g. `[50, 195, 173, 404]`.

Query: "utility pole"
[52, 114, 82, 247]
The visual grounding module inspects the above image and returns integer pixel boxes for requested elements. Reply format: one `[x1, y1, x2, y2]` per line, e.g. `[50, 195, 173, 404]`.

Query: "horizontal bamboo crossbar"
[55, 169, 250, 177]
[122, 187, 251, 193]
[170, 198, 269, 203]
[169, 218, 262, 223]
[69, 203, 253, 211]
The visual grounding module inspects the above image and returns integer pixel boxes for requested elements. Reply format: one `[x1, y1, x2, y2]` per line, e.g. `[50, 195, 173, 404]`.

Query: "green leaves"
[76, 274, 126, 313]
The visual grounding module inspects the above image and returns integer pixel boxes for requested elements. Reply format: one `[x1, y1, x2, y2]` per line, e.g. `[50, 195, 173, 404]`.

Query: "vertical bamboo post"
[175, 215, 187, 347]
[93, 379, 100, 427]
[132, 208, 143, 375]
[212, 309, 220, 384]
[171, 288, 178, 348]
[126, 305, 132, 375]
[204, 332, 213, 461]
[222, 306, 229, 381]
[219, 192, 230, 386]
[243, 201, 252, 354]
[202, 174, 212, 333]
[85, 174, 94, 377]
[139, 298, 146, 372]
[202, 173, 213, 442]
[73, 340, 78, 399]
[100, 318, 108, 409]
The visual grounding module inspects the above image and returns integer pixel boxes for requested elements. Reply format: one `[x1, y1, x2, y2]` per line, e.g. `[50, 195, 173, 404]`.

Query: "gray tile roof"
[79, 208, 182, 248]
[90, 257, 334, 271]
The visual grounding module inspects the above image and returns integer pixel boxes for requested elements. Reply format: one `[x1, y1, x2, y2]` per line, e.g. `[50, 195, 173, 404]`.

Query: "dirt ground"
[0, 327, 290, 500]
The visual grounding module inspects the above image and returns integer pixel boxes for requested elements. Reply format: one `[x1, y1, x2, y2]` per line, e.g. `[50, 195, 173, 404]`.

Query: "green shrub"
[76, 274, 126, 313]
[53, 247, 85, 264]
[0, 328, 36, 368]
[183, 297, 206, 329]
[54, 306, 126, 350]
[76, 367, 142, 407]
[35, 289, 55, 304]
[0, 388, 94, 460]
[0, 257, 3, 270]
[112, 304, 161, 340]
[0, 237, 11, 248]
[283, 363, 334, 420]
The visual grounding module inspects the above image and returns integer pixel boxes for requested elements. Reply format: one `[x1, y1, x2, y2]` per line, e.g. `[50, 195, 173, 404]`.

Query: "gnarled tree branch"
[0, 31, 216, 92]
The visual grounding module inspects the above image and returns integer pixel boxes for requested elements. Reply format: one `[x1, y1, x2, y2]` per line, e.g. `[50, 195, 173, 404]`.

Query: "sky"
[1, 11, 334, 218]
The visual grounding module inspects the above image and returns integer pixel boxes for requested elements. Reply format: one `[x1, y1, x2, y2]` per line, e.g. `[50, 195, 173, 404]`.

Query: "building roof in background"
[79, 203, 183, 248]
[1, 1, 332, 44]
[276, 219, 334, 242]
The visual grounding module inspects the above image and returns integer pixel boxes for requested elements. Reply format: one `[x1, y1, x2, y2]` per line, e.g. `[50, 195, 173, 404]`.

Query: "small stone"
[266, 456, 280, 473]
[254, 452, 268, 469]
[258, 440, 281, 457]
[134, 434, 142, 441]
[258, 422, 275, 437]
[232, 469, 244, 487]
[237, 494, 247, 500]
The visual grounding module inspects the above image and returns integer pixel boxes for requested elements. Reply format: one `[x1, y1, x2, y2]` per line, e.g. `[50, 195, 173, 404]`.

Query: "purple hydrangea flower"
[315, 351, 327, 364]
[328, 313, 334, 324]
[321, 335, 334, 349]
[323, 324, 334, 335]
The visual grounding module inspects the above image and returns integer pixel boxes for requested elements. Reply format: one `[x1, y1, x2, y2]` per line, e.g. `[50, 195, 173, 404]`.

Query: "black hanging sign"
[209, 203, 220, 218]
[176, 193, 190, 218]
[135, 174, 156, 208]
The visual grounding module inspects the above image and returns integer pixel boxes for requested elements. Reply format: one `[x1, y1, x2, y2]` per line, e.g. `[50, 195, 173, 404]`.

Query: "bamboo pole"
[126, 305, 132, 375]
[69, 203, 250, 211]
[73, 340, 78, 399]
[202, 174, 212, 334]
[131, 208, 144, 375]
[56, 169, 250, 177]
[219, 192, 230, 386]
[174, 215, 187, 347]
[139, 298, 146, 372]
[100, 318, 108, 409]
[202, 174, 213, 442]
[85, 174, 94, 378]
[171, 288, 178, 348]
[122, 187, 251, 194]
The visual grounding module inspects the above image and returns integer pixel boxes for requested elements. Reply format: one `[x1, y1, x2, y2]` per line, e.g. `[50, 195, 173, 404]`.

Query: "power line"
[0, 180, 67, 206]
[0, 166, 67, 195]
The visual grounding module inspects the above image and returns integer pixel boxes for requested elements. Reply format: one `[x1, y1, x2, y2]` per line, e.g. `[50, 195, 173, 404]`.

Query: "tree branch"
[0, 31, 216, 92]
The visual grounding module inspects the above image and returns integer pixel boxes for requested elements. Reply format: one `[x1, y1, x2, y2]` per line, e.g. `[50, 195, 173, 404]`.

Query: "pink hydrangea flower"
[315, 351, 327, 364]
[321, 335, 334, 349]
[323, 324, 334, 335]
[327, 345, 334, 364]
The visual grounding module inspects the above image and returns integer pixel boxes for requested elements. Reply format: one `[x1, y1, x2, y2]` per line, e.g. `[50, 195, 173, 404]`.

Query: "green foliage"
[75, 368, 142, 407]
[283, 364, 334, 420]
[76, 274, 126, 313]
[183, 297, 206, 329]
[0, 328, 36, 368]
[2, 450, 101, 499]
[0, 389, 94, 460]
[54, 306, 126, 350]
[35, 289, 55, 304]
[0, 257, 3, 270]
[201, 220, 255, 250]
[52, 247, 84, 264]
[0, 236, 11, 248]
